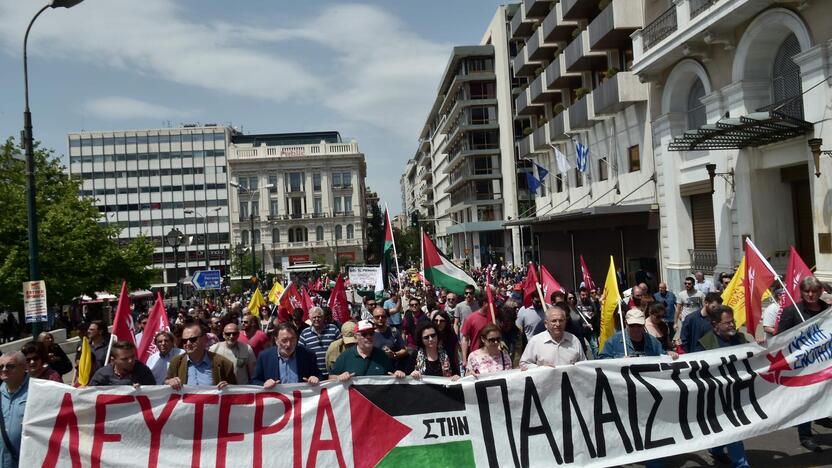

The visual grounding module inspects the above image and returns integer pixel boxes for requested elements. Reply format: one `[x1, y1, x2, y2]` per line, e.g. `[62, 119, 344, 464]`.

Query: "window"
[251, 230, 261, 245]
[239, 201, 248, 219]
[313, 173, 321, 191]
[248, 176, 258, 191]
[332, 173, 342, 187]
[473, 155, 493, 175]
[291, 198, 303, 217]
[316, 226, 324, 241]
[556, 175, 563, 193]
[270, 200, 279, 216]
[771, 33, 803, 119]
[268, 175, 277, 192]
[469, 81, 496, 99]
[237, 177, 249, 190]
[287, 172, 303, 192]
[469, 106, 496, 124]
[598, 157, 609, 181]
[314, 197, 322, 214]
[335, 225, 343, 240]
[251, 200, 259, 217]
[342, 172, 352, 187]
[344, 196, 352, 213]
[628, 145, 640, 172]
[574, 168, 583, 188]
[346, 224, 354, 239]
[272, 228, 280, 243]
[334, 197, 342, 213]
[241, 230, 249, 246]
[687, 79, 706, 130]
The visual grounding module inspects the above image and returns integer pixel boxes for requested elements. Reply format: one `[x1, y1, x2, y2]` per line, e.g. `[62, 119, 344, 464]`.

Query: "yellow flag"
[268, 281, 284, 304]
[598, 256, 621, 352]
[77, 336, 92, 386]
[722, 256, 748, 327]
[248, 287, 266, 317]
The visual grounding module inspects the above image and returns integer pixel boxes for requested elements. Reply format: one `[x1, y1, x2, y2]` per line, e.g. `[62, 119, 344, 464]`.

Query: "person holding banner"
[331, 320, 406, 381]
[776, 276, 830, 453]
[145, 331, 183, 384]
[599, 310, 679, 359]
[88, 341, 155, 387]
[252, 323, 322, 387]
[209, 323, 256, 385]
[164, 324, 236, 390]
[407, 322, 459, 380]
[0, 352, 28, 468]
[519, 305, 585, 368]
[465, 324, 512, 376]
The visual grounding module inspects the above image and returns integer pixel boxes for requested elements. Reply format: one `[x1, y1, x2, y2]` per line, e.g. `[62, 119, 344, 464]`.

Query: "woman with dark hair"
[408, 321, 459, 380]
[37, 331, 73, 375]
[431, 310, 458, 366]
[22, 341, 63, 382]
[465, 323, 512, 376]
[645, 302, 671, 350]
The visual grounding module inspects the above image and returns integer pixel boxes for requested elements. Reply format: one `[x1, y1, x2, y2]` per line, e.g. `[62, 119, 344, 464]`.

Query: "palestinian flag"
[352, 382, 475, 466]
[382, 207, 396, 289]
[422, 232, 476, 295]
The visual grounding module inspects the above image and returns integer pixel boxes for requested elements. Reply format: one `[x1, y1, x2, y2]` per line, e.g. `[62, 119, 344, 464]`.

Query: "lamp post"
[184, 207, 221, 270]
[229, 182, 273, 283]
[166, 228, 184, 310]
[22, 0, 85, 335]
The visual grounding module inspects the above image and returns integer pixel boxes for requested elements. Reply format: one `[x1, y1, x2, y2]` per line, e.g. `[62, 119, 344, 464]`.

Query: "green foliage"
[0, 138, 155, 311]
[229, 248, 262, 278]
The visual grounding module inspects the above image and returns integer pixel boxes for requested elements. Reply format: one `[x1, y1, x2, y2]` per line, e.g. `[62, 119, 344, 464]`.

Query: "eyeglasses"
[409, 303, 419, 307]
[464, 292, 474, 296]
[433, 318, 446, 323]
[358, 331, 375, 337]
[366, 303, 377, 308]
[684, 282, 693, 286]
[224, 332, 240, 337]
[0, 364, 17, 371]
[183, 335, 202, 344]
[241, 320, 250, 324]
[484, 337, 501, 344]
[373, 315, 386, 320]
[422, 333, 437, 340]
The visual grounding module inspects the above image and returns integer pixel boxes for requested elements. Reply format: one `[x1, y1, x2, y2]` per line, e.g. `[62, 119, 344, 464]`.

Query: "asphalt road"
[625, 419, 832, 467]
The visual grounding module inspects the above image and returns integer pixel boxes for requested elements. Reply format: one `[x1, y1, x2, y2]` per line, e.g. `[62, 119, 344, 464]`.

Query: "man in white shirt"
[520, 305, 586, 368]
[761, 287, 785, 342]
[145, 331, 184, 384]
[209, 322, 256, 384]
[693, 271, 715, 295]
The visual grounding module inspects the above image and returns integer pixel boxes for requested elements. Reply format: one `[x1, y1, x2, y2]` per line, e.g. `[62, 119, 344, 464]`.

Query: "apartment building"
[68, 125, 232, 287]
[506, 0, 659, 289]
[227, 132, 367, 271]
[632, 0, 832, 289]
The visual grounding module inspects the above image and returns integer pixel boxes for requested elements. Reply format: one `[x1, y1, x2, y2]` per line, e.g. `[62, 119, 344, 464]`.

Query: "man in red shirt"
[238, 313, 269, 357]
[460, 306, 493, 371]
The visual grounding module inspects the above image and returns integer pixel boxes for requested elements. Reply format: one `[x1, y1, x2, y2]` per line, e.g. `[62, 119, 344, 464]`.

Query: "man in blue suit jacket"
[252, 322, 323, 387]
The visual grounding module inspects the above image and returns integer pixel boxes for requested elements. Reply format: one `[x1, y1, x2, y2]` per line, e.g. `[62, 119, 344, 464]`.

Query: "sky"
[0, 0, 506, 215]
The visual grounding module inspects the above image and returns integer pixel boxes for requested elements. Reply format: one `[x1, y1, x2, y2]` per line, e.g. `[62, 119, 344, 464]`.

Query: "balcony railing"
[542, 2, 578, 43]
[549, 112, 570, 141]
[523, 0, 553, 19]
[690, 0, 717, 18]
[588, 0, 644, 50]
[231, 141, 359, 159]
[642, 5, 677, 51]
[688, 248, 717, 275]
[592, 71, 648, 115]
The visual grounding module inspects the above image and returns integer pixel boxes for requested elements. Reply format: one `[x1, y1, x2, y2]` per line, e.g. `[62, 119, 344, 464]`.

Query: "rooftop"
[231, 131, 342, 146]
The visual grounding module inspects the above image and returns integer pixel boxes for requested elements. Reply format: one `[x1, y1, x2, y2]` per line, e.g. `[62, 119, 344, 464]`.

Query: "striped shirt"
[298, 324, 341, 377]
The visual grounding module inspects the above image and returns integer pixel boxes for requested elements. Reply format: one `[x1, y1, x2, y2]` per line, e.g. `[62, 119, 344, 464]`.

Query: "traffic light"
[410, 212, 419, 229]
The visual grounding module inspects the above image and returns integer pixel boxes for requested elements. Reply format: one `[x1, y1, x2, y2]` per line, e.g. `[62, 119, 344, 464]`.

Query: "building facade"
[227, 132, 367, 272]
[68, 125, 232, 287]
[633, 0, 832, 289]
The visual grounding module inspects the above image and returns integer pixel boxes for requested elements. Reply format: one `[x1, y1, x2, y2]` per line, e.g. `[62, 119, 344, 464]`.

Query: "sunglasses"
[409, 303, 419, 307]
[484, 337, 501, 344]
[422, 333, 437, 340]
[183, 335, 202, 344]
[241, 321, 250, 324]
[0, 364, 18, 371]
[224, 332, 239, 337]
[373, 315, 386, 320]
[358, 331, 374, 337]
[465, 292, 474, 296]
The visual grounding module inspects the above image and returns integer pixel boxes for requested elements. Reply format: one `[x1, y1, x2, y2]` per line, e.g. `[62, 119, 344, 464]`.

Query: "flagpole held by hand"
[775, 276, 805, 322]
[616, 300, 628, 358]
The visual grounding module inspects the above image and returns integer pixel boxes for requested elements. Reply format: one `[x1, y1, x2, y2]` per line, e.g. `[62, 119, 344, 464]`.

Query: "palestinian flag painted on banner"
[352, 382, 474, 466]
[421, 232, 476, 295]
[382, 207, 396, 290]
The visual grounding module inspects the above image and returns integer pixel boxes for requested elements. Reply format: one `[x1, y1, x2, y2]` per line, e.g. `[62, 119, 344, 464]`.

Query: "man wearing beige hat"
[326, 322, 358, 372]
[598, 309, 679, 359]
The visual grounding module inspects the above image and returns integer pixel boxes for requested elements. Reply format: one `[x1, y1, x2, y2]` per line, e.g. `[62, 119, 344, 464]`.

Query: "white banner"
[23, 280, 47, 324]
[347, 266, 381, 288]
[21, 311, 832, 467]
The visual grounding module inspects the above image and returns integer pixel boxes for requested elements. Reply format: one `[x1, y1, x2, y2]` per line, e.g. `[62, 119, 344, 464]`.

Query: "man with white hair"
[298, 306, 341, 378]
[520, 305, 585, 368]
[0, 352, 28, 467]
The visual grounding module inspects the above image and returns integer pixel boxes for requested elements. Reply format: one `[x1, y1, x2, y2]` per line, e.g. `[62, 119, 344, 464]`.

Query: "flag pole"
[774, 276, 805, 322]
[385, 203, 402, 288]
[746, 238, 806, 322]
[616, 300, 628, 357]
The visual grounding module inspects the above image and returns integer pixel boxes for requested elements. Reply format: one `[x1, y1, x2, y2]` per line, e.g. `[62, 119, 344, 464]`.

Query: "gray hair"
[309, 306, 324, 317]
[1, 351, 25, 366]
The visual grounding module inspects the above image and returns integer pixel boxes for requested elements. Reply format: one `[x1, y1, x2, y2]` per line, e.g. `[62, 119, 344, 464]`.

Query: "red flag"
[580, 255, 596, 291]
[137, 292, 170, 363]
[301, 288, 314, 320]
[328, 274, 351, 324]
[111, 281, 135, 345]
[314, 277, 323, 291]
[540, 265, 565, 299]
[277, 283, 304, 322]
[782, 246, 813, 308]
[523, 262, 540, 307]
[744, 239, 777, 336]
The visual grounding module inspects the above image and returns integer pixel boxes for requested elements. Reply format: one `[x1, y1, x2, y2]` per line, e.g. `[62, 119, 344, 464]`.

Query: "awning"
[504, 203, 657, 227]
[667, 111, 812, 151]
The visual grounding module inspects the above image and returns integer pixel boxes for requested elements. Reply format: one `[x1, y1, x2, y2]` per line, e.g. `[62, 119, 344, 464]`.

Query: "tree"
[229, 248, 261, 278]
[0, 138, 155, 312]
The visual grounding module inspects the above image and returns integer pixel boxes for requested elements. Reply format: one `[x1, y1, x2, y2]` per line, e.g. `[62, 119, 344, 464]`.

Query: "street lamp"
[166, 228, 184, 310]
[184, 207, 221, 270]
[22, 0, 85, 334]
[229, 181, 273, 282]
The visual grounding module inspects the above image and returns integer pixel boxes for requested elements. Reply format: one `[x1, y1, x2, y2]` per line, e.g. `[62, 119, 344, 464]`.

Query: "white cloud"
[83, 96, 191, 120]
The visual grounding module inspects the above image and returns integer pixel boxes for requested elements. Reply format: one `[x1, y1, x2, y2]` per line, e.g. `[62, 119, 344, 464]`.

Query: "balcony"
[447, 165, 502, 192]
[444, 145, 500, 174]
[688, 248, 717, 275]
[562, 0, 601, 21]
[641, 5, 677, 52]
[549, 111, 570, 142]
[564, 29, 607, 72]
[532, 124, 550, 153]
[542, 2, 579, 43]
[526, 27, 558, 62]
[230, 141, 359, 160]
[512, 44, 542, 78]
[545, 54, 581, 91]
[239, 215, 260, 222]
[510, 3, 536, 40]
[592, 71, 647, 115]
[514, 87, 539, 116]
[523, 0, 554, 19]
[567, 94, 600, 130]
[529, 72, 560, 105]
[588, 0, 644, 50]
[517, 132, 533, 158]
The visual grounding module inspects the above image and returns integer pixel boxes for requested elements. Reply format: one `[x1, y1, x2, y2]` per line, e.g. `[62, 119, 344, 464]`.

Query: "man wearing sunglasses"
[209, 323, 255, 385]
[453, 285, 480, 336]
[331, 320, 406, 381]
[146, 331, 183, 384]
[0, 352, 27, 467]
[165, 323, 236, 390]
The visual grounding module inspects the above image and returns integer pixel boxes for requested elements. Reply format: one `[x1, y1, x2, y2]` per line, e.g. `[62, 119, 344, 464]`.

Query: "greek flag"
[576, 142, 589, 173]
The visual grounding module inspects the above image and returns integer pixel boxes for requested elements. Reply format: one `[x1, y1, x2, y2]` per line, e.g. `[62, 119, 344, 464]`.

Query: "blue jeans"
[710, 441, 750, 468]
[587, 335, 599, 358]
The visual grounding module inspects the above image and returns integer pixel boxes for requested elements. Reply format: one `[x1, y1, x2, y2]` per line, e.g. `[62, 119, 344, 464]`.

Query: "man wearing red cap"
[330, 320, 406, 381]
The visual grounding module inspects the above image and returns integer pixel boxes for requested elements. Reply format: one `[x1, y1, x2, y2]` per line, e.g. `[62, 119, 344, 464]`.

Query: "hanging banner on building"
[21, 311, 832, 467]
[348, 265, 381, 288]
[23, 280, 48, 324]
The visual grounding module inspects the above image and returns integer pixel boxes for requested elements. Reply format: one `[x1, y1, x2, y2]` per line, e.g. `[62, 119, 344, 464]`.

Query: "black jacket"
[777, 301, 829, 334]
[251, 346, 323, 385]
